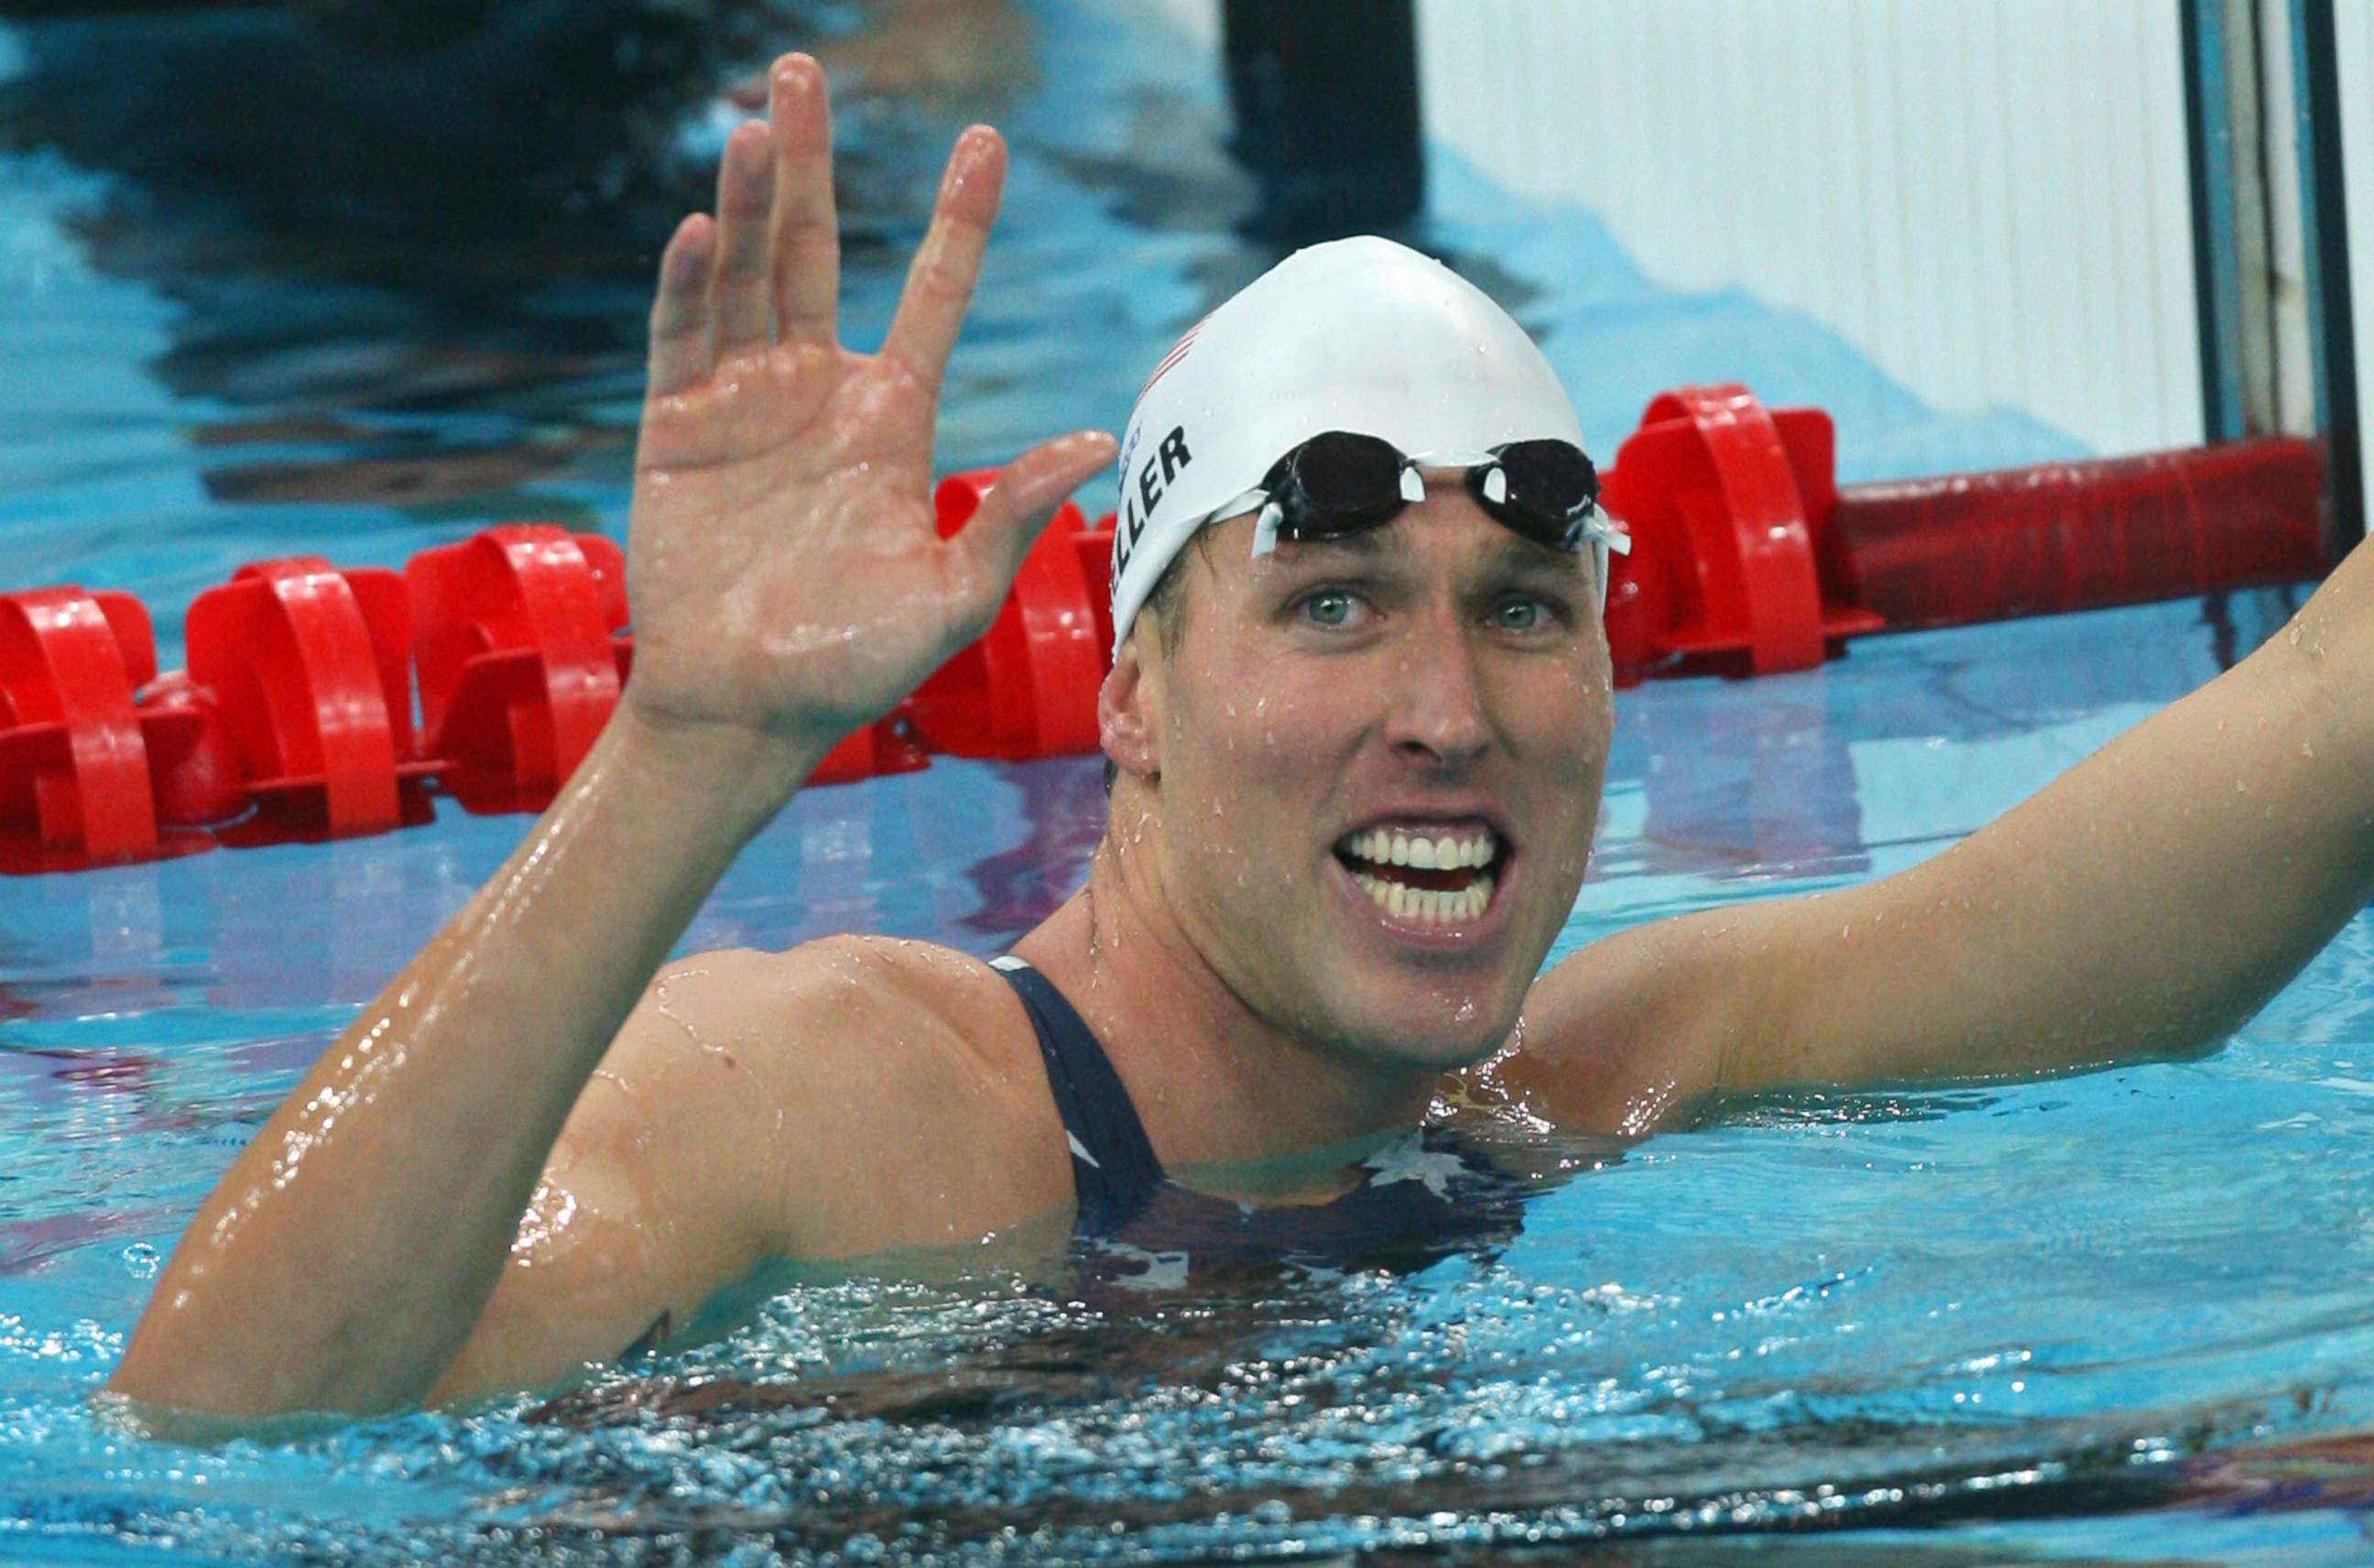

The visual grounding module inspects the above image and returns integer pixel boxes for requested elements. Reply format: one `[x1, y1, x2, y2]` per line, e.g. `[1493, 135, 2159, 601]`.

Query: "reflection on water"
[4, 0, 1034, 265]
[959, 758, 1109, 937]
[0, 0, 1157, 566]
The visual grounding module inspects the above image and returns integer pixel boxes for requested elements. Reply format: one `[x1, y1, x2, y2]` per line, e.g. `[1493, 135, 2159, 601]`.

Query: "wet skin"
[105, 49, 2374, 1423]
[978, 495, 1616, 1202]
[1099, 500, 1611, 1076]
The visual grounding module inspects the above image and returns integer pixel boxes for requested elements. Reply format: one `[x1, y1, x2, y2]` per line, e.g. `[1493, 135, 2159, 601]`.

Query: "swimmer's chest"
[1075, 1125, 1536, 1290]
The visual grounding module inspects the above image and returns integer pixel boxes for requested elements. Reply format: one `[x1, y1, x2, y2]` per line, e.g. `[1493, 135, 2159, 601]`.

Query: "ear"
[1098, 634, 1160, 781]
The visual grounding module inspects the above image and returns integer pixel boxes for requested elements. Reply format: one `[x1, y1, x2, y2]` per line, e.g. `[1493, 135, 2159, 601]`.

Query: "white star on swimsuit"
[1362, 1132, 1465, 1199]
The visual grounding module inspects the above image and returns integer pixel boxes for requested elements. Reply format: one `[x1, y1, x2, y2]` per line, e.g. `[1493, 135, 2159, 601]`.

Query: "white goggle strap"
[1250, 500, 1283, 557]
[1582, 510, 1630, 612]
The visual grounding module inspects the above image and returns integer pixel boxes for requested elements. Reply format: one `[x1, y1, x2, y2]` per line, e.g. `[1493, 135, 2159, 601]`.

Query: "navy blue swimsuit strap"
[991, 957, 1165, 1231]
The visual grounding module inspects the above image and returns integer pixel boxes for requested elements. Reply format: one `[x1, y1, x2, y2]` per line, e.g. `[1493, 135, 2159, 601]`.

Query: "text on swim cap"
[1111, 425, 1193, 595]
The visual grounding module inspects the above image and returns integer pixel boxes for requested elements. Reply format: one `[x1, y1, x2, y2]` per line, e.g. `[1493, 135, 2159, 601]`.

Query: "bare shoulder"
[696, 934, 1051, 1088]
[430, 940, 1068, 1402]
[642, 935, 1073, 1256]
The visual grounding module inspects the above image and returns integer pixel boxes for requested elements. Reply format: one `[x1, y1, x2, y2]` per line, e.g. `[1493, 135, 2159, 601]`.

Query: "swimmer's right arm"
[104, 54, 1114, 1422]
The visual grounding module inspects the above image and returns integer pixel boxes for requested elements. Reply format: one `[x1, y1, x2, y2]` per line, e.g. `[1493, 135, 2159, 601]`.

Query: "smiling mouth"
[1332, 825, 1509, 928]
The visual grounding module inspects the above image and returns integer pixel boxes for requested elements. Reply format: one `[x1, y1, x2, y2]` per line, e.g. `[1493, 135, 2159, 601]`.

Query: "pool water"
[5, 1, 2374, 1561]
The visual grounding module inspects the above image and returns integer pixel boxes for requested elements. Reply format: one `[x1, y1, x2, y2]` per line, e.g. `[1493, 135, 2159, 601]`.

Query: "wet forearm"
[1956, 634, 2369, 1062]
[1729, 545, 2374, 1094]
[1832, 550, 2374, 1083]
[108, 709, 821, 1419]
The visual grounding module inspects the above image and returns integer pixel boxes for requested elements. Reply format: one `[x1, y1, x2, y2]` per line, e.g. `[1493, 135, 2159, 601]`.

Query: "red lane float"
[1601, 384, 2327, 683]
[407, 525, 627, 813]
[0, 588, 169, 870]
[1600, 384, 1882, 678]
[186, 557, 431, 844]
[909, 472, 1108, 760]
[1827, 436, 2325, 631]
[0, 390, 2339, 872]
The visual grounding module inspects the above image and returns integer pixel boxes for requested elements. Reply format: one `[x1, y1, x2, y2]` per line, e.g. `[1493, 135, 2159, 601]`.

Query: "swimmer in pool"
[106, 54, 2374, 1417]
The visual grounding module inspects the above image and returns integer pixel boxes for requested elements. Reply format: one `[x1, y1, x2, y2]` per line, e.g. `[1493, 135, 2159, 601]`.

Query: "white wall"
[1413, 0, 2205, 458]
[2336, 0, 2374, 536]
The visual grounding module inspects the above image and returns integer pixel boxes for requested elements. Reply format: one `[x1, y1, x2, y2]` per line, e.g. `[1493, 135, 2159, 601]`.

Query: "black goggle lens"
[1264, 430, 1598, 547]
[1489, 439, 1599, 532]
[1268, 432, 1404, 535]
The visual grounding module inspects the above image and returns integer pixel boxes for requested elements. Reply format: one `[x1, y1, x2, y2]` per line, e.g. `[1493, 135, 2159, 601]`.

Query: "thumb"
[949, 430, 1117, 607]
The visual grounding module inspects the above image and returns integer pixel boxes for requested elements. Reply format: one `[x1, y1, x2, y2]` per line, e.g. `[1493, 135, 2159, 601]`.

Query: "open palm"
[622, 55, 1114, 747]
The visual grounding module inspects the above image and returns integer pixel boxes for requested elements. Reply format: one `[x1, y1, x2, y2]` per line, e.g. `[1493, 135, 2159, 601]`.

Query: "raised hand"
[619, 53, 1115, 757]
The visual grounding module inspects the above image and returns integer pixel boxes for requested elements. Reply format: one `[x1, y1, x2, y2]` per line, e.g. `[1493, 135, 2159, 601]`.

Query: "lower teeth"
[1352, 870, 1494, 926]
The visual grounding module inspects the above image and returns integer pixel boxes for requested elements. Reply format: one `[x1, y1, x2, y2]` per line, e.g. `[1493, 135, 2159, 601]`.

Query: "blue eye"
[1494, 597, 1545, 631]
[1301, 590, 1355, 627]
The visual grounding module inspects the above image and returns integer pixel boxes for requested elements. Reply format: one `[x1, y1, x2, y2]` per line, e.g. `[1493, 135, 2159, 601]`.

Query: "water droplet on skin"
[2303, 738, 2316, 758]
[2290, 622, 2304, 646]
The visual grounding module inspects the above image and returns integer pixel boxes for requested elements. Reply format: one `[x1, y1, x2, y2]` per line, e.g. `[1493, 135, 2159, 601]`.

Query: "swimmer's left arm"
[1519, 538, 2374, 1119]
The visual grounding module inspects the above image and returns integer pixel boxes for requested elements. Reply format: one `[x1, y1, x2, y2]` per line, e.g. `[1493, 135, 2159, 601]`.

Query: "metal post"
[1221, 0, 1422, 244]
[2290, 0, 2365, 553]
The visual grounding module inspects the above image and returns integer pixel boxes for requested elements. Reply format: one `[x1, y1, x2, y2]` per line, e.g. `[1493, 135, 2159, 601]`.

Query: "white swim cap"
[1108, 235, 1590, 659]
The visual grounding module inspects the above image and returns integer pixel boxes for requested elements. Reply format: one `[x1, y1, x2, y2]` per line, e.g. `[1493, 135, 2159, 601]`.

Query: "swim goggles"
[1232, 430, 1629, 606]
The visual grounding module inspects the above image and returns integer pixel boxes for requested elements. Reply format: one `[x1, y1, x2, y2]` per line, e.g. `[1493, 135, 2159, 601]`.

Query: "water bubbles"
[121, 1243, 159, 1279]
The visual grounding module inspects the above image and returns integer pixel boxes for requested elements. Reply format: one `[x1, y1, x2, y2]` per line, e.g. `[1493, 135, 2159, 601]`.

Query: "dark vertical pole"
[1222, 0, 1423, 244]
[2183, 0, 2246, 441]
[2292, 0, 2364, 555]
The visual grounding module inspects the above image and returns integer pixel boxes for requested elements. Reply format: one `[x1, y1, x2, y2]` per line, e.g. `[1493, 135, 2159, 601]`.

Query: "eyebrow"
[1269, 530, 1390, 562]
[1485, 536, 1588, 579]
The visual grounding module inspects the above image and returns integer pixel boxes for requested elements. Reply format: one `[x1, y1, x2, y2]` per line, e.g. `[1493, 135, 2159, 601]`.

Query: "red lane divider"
[909, 473, 1107, 760]
[187, 557, 430, 844]
[408, 526, 628, 814]
[0, 588, 168, 871]
[1601, 384, 2327, 684]
[1601, 384, 1883, 678]
[1827, 436, 2325, 631]
[0, 396, 2336, 872]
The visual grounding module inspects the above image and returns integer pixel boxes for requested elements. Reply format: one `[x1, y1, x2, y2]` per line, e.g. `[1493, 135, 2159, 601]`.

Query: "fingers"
[878, 125, 1006, 394]
[647, 214, 716, 399]
[768, 54, 839, 346]
[712, 120, 777, 353]
[951, 430, 1119, 599]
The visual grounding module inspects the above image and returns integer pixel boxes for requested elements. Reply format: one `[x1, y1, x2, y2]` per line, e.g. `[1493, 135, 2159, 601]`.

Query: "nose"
[1381, 606, 1494, 770]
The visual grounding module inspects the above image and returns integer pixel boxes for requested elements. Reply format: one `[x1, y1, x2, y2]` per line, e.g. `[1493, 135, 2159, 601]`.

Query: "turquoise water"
[6, 2, 2374, 1561]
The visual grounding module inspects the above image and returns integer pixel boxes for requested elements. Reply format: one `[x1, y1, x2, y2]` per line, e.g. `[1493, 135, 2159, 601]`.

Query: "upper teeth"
[1339, 827, 1497, 869]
